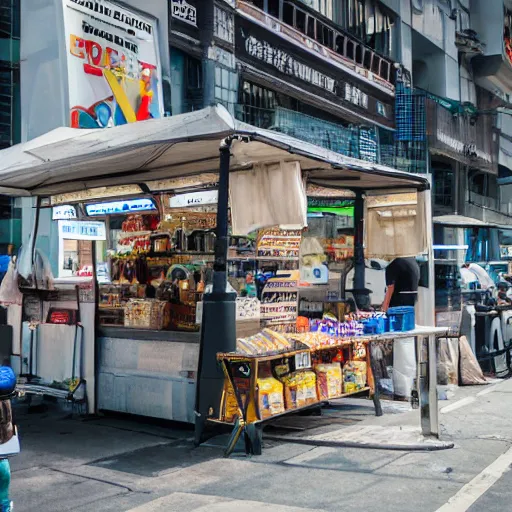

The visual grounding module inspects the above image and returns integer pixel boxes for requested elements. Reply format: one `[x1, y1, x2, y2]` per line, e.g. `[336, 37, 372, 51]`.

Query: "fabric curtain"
[365, 191, 427, 258]
[229, 161, 307, 235]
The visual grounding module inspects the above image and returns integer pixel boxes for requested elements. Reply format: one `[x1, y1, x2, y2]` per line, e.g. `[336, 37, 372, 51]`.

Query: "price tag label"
[295, 351, 311, 370]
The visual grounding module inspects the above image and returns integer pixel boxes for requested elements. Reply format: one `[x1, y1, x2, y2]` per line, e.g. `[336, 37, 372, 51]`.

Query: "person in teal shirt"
[0, 459, 11, 511]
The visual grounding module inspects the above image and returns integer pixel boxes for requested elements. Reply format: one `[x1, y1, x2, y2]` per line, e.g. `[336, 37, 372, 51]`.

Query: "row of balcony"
[233, 103, 427, 173]
[240, 1, 395, 88]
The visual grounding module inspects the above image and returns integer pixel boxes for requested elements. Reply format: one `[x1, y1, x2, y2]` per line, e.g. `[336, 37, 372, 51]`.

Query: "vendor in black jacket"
[382, 257, 420, 311]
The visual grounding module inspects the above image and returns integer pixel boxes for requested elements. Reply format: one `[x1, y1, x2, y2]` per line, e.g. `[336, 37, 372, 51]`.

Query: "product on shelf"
[353, 341, 367, 360]
[124, 299, 171, 330]
[256, 228, 302, 259]
[310, 316, 364, 337]
[235, 329, 294, 356]
[223, 383, 241, 423]
[280, 371, 317, 409]
[315, 363, 342, 400]
[287, 332, 349, 350]
[122, 215, 147, 233]
[343, 361, 367, 393]
[257, 377, 285, 419]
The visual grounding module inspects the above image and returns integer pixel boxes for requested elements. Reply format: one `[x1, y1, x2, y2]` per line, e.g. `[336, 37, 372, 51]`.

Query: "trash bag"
[371, 342, 394, 397]
[0, 261, 22, 306]
[460, 335, 487, 385]
[393, 337, 416, 399]
[437, 337, 459, 385]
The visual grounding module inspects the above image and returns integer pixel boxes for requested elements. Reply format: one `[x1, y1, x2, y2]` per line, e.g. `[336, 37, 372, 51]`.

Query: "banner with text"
[63, 0, 163, 129]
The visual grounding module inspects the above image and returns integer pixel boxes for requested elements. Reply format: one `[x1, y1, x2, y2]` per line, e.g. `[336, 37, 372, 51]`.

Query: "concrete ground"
[9, 379, 512, 512]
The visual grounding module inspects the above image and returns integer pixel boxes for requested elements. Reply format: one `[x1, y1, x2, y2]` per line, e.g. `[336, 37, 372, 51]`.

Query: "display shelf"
[256, 256, 299, 261]
[249, 387, 372, 424]
[217, 347, 309, 362]
[212, 387, 372, 426]
[117, 231, 152, 239]
[147, 250, 215, 258]
[227, 255, 299, 261]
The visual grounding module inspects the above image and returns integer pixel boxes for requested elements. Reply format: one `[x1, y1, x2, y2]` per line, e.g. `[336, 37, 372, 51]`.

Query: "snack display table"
[213, 326, 449, 456]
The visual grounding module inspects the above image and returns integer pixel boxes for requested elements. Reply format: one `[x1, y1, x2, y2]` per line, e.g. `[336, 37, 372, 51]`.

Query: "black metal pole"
[353, 191, 365, 293]
[31, 197, 42, 289]
[91, 240, 100, 415]
[195, 137, 237, 446]
[212, 139, 231, 293]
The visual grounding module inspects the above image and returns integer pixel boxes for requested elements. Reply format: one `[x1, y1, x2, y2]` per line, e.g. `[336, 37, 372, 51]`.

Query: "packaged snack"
[344, 382, 358, 394]
[353, 342, 367, 360]
[222, 382, 240, 423]
[315, 363, 342, 400]
[280, 371, 318, 409]
[257, 377, 285, 419]
[281, 372, 301, 410]
[343, 361, 367, 392]
[302, 371, 318, 405]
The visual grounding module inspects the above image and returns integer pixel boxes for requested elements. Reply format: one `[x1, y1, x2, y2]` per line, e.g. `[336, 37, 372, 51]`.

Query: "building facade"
[399, 0, 512, 264]
[10, 0, 512, 272]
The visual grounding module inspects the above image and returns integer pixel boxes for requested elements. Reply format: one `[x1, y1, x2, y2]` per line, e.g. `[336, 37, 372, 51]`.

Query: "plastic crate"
[362, 317, 388, 334]
[388, 306, 415, 332]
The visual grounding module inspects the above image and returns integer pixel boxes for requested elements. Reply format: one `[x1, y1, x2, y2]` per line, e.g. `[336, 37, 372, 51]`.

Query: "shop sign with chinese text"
[58, 220, 107, 241]
[171, 0, 197, 26]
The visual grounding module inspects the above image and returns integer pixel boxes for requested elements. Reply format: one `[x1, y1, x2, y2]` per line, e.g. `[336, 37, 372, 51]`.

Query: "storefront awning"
[433, 214, 512, 230]
[0, 105, 429, 197]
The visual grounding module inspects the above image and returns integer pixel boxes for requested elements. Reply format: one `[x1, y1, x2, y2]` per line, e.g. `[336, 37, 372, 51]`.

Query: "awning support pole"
[195, 137, 237, 446]
[31, 197, 42, 282]
[353, 191, 365, 294]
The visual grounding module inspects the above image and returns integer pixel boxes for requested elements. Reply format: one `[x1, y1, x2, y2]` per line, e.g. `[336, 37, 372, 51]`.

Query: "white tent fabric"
[0, 105, 428, 197]
[365, 193, 427, 258]
[433, 215, 510, 230]
[229, 161, 307, 235]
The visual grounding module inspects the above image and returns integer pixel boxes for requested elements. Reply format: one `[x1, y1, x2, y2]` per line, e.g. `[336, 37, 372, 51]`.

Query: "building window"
[238, 80, 378, 161]
[433, 168, 453, 208]
[187, 58, 202, 90]
[247, 0, 264, 10]
[283, 2, 294, 25]
[339, 0, 395, 57]
[0, 0, 20, 40]
[296, 8, 307, 33]
[268, 0, 280, 17]
[215, 66, 237, 113]
[0, 0, 20, 149]
[457, 1, 470, 33]
[298, 0, 333, 20]
[214, 6, 234, 44]
[170, 48, 203, 115]
[251, 0, 393, 83]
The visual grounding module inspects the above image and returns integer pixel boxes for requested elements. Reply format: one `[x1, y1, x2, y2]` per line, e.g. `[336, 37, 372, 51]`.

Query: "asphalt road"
[9, 379, 512, 512]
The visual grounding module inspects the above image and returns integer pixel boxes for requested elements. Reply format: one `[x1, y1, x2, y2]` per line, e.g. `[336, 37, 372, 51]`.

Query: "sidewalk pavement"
[9, 378, 512, 512]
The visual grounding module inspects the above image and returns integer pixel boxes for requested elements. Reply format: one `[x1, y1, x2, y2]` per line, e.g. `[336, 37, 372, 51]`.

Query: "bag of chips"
[257, 377, 285, 419]
[315, 363, 342, 400]
[343, 361, 367, 393]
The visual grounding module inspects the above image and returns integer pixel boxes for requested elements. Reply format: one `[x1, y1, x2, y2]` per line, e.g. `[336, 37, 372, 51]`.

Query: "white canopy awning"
[0, 105, 429, 197]
[434, 214, 512, 230]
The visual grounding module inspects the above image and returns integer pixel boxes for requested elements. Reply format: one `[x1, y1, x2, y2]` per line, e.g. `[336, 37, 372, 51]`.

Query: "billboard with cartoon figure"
[63, 0, 163, 129]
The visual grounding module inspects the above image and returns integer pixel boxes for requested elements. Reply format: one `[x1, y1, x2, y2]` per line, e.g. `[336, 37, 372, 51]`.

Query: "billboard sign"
[63, 0, 163, 129]
[85, 198, 157, 216]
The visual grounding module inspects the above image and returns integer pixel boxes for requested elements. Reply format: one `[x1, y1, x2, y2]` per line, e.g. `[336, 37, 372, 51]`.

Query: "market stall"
[0, 106, 436, 430]
[216, 326, 448, 456]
